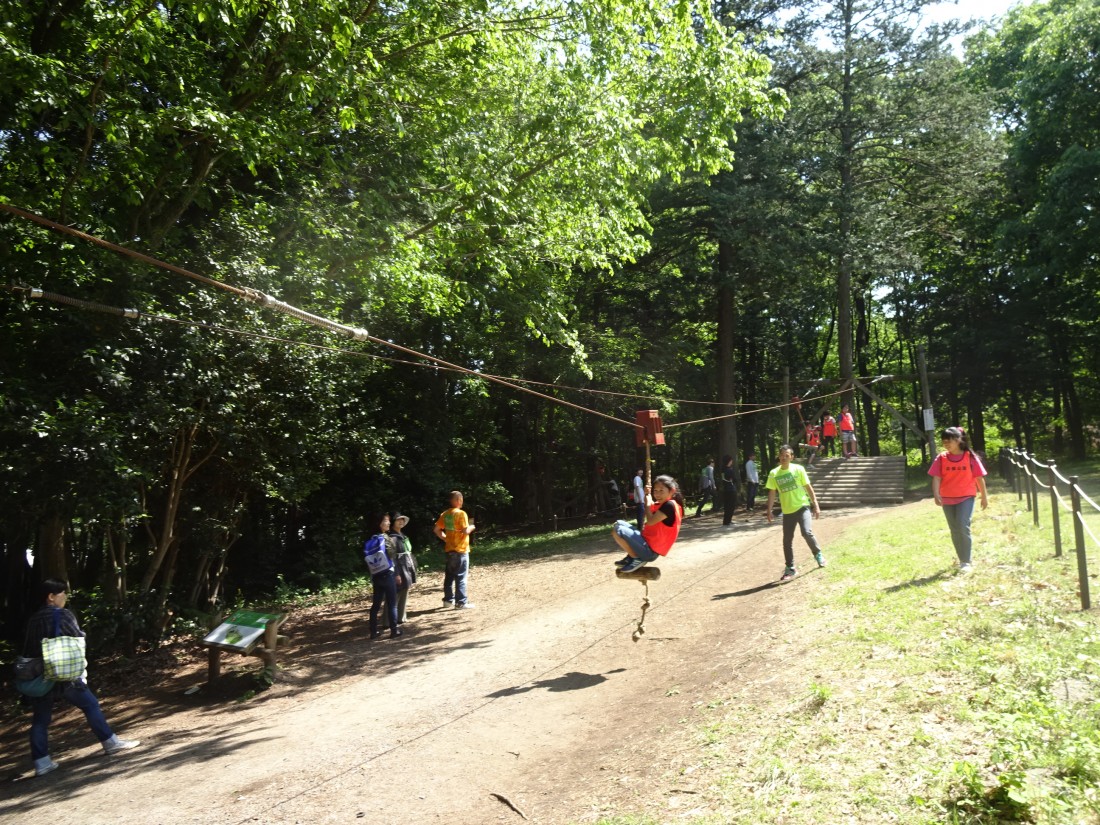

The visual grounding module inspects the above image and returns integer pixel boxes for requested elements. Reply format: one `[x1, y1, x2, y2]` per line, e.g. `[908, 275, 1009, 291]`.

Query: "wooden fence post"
[1048, 460, 1062, 558]
[1022, 453, 1033, 514]
[1029, 455, 1040, 527]
[1015, 449, 1024, 501]
[1070, 477, 1091, 611]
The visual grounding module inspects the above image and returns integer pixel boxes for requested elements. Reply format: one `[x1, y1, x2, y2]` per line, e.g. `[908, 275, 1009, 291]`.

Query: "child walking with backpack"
[364, 512, 402, 638]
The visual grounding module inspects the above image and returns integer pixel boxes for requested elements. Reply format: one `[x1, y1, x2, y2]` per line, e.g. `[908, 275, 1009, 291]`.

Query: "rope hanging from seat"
[631, 580, 651, 643]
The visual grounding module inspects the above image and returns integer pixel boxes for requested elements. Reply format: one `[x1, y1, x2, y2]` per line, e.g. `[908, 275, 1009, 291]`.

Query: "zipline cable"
[6, 283, 644, 431]
[1, 203, 853, 426]
[663, 384, 852, 428]
[9, 284, 845, 427]
[0, 204, 641, 430]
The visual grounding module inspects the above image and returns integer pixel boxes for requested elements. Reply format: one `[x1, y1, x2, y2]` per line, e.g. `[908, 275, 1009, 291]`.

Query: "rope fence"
[999, 447, 1096, 610]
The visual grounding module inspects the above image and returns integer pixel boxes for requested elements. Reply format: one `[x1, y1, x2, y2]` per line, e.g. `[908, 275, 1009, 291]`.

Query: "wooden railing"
[1000, 448, 1097, 610]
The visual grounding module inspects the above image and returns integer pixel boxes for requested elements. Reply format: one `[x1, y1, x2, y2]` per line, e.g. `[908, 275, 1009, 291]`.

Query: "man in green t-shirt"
[765, 445, 826, 582]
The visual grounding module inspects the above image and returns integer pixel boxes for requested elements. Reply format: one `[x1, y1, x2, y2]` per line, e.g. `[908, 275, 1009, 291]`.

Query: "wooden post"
[917, 345, 936, 459]
[1069, 477, 1091, 610]
[207, 647, 221, 683]
[644, 440, 652, 492]
[782, 367, 790, 445]
[1048, 460, 1062, 558]
[1013, 450, 1023, 500]
[257, 620, 279, 685]
[1029, 455, 1039, 527]
[1022, 453, 1031, 510]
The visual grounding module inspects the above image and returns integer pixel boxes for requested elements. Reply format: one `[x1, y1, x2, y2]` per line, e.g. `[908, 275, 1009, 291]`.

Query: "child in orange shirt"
[435, 491, 476, 608]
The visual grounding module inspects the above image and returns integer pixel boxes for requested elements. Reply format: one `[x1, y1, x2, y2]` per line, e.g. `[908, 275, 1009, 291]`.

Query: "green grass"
[590, 482, 1100, 825]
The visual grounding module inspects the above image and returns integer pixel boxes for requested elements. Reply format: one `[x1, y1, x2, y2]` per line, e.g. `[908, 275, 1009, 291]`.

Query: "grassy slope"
[594, 484, 1100, 824]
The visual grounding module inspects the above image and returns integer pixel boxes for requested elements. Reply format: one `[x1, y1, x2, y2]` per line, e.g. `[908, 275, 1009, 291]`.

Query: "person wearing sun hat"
[385, 511, 418, 626]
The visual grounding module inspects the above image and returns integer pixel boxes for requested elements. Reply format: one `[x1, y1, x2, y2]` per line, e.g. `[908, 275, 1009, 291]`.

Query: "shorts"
[841, 431, 856, 443]
[612, 521, 660, 562]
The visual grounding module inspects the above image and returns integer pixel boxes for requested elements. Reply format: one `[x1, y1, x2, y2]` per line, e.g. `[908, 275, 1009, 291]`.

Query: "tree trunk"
[1052, 383, 1064, 455]
[717, 242, 741, 485]
[836, 0, 856, 412]
[37, 508, 68, 582]
[854, 290, 879, 455]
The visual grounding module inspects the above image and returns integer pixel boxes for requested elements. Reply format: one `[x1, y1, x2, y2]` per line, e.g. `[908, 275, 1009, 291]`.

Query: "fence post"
[1023, 453, 1033, 514]
[1029, 455, 1040, 527]
[1014, 449, 1024, 501]
[1048, 460, 1062, 558]
[1069, 477, 1091, 611]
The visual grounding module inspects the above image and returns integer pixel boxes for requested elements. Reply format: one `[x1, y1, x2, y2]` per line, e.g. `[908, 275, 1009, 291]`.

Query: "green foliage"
[2, 0, 1097, 655]
[0, 0, 782, 646]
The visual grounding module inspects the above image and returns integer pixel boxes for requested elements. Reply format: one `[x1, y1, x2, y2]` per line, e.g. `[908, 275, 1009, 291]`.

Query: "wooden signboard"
[202, 610, 287, 683]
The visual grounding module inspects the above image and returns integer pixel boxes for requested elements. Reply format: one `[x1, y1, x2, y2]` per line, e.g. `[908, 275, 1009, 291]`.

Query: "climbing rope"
[631, 580, 651, 643]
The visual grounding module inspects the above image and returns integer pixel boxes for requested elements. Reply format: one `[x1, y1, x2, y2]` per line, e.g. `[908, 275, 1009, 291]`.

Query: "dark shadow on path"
[486, 668, 627, 699]
[883, 570, 951, 593]
[712, 581, 782, 599]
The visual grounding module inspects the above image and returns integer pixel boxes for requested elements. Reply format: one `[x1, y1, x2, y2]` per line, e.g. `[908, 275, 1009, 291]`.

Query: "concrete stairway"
[805, 455, 907, 509]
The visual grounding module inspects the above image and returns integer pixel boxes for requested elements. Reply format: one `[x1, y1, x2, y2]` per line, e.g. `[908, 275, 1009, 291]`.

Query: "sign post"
[202, 610, 287, 685]
[917, 345, 937, 459]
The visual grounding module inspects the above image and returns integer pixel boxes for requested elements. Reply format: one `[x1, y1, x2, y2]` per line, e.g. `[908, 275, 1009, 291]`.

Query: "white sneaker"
[34, 756, 58, 776]
[103, 736, 141, 754]
[959, 563, 973, 574]
[456, 602, 476, 609]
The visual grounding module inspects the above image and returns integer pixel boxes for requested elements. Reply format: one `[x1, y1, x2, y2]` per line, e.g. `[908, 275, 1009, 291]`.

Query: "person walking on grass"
[765, 445, 826, 582]
[21, 579, 140, 777]
[928, 426, 989, 574]
[435, 490, 476, 608]
[611, 474, 684, 573]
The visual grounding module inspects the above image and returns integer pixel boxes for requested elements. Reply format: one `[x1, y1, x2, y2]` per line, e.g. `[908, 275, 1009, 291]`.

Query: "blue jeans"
[612, 521, 660, 562]
[369, 569, 398, 633]
[745, 482, 759, 510]
[942, 497, 975, 565]
[30, 681, 114, 759]
[781, 506, 823, 567]
[443, 552, 470, 605]
[635, 501, 646, 529]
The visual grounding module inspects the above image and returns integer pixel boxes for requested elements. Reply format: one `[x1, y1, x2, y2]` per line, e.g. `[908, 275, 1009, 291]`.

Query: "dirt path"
[0, 505, 882, 824]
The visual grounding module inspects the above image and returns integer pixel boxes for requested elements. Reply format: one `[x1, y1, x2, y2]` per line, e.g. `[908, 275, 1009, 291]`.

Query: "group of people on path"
[15, 428, 989, 780]
[693, 454, 761, 524]
[364, 491, 478, 640]
[675, 422, 989, 582]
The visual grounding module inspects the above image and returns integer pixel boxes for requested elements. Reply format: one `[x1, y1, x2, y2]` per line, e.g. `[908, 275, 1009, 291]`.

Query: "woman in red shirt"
[928, 427, 989, 573]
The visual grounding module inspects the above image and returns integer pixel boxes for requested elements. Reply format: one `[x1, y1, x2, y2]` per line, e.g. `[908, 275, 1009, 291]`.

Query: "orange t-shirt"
[436, 507, 470, 553]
